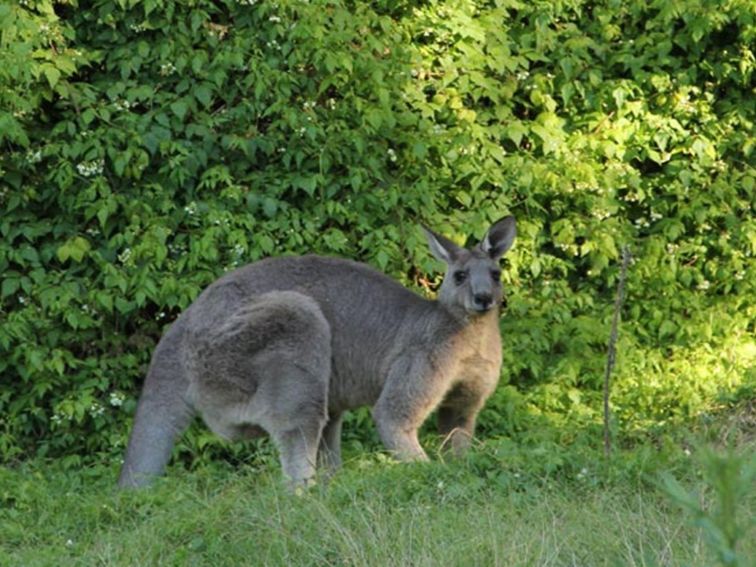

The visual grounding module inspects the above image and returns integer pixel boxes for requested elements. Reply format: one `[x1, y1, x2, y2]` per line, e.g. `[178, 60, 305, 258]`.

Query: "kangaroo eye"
[491, 269, 502, 281]
[453, 270, 468, 285]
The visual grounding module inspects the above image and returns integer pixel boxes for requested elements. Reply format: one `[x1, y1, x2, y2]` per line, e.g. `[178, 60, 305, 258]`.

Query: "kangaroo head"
[424, 216, 516, 317]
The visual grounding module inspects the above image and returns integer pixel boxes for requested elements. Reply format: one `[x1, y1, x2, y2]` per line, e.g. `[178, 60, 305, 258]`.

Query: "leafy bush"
[0, 0, 754, 464]
[662, 448, 756, 567]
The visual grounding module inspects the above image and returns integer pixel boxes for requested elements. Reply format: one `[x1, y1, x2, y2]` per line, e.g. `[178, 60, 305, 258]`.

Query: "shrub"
[0, 0, 754, 463]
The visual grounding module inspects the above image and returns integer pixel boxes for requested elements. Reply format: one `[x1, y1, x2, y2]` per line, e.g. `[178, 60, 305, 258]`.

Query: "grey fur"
[118, 216, 516, 488]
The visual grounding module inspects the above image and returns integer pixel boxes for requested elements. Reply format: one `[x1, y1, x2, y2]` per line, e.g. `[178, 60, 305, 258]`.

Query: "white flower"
[76, 160, 104, 177]
[168, 243, 183, 255]
[114, 99, 132, 111]
[118, 248, 132, 263]
[269, 15, 281, 22]
[160, 62, 177, 76]
[109, 392, 125, 407]
[387, 148, 397, 162]
[592, 209, 611, 220]
[184, 202, 198, 215]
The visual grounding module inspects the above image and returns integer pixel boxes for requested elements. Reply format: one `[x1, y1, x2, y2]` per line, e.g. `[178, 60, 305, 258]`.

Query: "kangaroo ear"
[422, 225, 461, 264]
[480, 216, 516, 260]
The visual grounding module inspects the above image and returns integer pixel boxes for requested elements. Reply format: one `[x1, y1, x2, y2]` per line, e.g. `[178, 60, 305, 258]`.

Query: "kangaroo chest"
[448, 318, 502, 382]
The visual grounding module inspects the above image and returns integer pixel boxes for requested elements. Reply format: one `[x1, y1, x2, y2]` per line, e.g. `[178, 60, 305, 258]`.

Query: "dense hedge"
[1, 0, 754, 464]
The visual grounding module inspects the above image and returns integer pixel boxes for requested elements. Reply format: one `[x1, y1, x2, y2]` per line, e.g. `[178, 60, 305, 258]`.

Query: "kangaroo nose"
[473, 293, 493, 310]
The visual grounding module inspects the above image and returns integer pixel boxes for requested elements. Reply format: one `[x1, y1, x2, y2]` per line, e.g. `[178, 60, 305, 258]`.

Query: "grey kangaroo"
[118, 216, 516, 488]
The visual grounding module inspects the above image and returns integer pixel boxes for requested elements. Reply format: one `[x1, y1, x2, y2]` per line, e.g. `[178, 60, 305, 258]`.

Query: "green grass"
[2, 409, 754, 567]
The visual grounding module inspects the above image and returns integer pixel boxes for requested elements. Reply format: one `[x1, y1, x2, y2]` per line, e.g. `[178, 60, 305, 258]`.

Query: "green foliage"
[662, 448, 756, 567]
[0, 0, 754, 463]
[2, 437, 754, 566]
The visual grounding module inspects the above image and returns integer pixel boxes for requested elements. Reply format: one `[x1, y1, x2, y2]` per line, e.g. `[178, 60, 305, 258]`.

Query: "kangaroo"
[118, 216, 516, 488]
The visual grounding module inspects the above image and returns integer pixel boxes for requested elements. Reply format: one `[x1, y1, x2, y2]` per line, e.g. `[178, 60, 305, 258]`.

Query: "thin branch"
[604, 246, 632, 458]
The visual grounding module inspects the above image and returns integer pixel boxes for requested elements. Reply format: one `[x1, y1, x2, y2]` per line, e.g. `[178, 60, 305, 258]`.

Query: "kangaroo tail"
[118, 323, 195, 488]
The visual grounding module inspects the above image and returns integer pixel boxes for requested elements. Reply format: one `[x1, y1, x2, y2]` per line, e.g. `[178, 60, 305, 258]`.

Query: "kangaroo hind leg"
[191, 291, 332, 487]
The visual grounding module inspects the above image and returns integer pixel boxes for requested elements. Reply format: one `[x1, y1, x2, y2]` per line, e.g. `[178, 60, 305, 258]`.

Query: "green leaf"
[194, 83, 212, 107]
[412, 142, 428, 159]
[113, 154, 129, 177]
[42, 64, 61, 88]
[2, 278, 20, 298]
[115, 297, 133, 314]
[375, 250, 389, 270]
[57, 237, 91, 263]
[81, 108, 96, 125]
[170, 100, 189, 120]
[262, 198, 278, 218]
[506, 121, 527, 146]
[293, 175, 317, 195]
[659, 320, 677, 339]
[96, 291, 113, 312]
